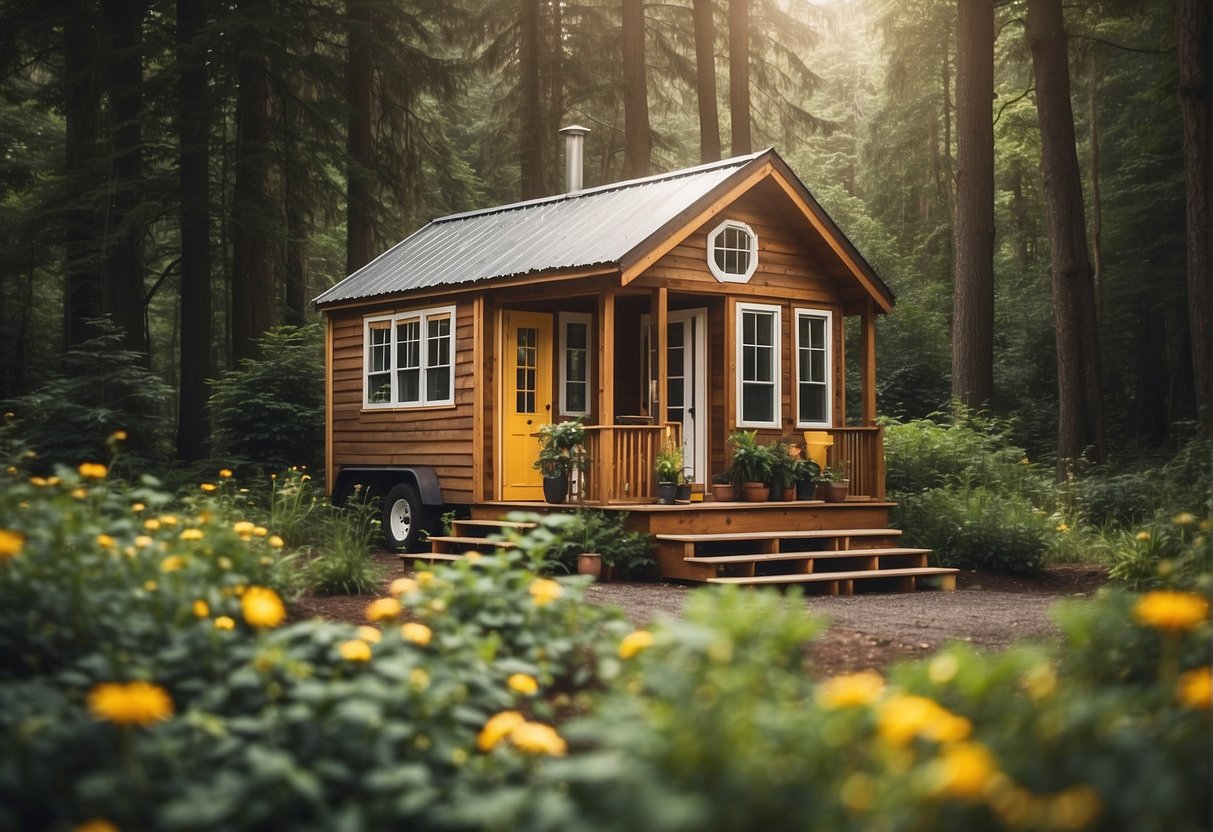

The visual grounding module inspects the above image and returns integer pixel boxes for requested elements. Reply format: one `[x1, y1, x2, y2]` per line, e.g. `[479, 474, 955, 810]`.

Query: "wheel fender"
[332, 465, 444, 507]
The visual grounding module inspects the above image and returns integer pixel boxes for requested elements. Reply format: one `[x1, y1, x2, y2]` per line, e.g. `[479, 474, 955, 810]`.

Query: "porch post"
[861, 302, 877, 426]
[653, 287, 668, 426]
[597, 287, 616, 501]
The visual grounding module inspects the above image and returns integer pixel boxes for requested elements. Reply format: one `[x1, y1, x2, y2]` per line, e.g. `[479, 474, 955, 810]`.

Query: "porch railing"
[582, 423, 682, 504]
[828, 425, 886, 501]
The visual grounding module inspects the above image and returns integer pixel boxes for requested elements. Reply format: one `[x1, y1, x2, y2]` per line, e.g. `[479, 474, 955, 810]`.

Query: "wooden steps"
[402, 518, 537, 565]
[654, 528, 956, 593]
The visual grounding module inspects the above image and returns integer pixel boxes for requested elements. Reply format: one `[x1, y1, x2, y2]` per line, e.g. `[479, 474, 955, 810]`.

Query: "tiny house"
[315, 135, 955, 591]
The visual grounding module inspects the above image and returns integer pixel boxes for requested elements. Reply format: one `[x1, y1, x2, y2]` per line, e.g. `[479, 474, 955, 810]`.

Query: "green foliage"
[2, 318, 172, 474]
[508, 511, 655, 578]
[654, 439, 684, 483]
[305, 493, 386, 597]
[728, 430, 773, 485]
[1069, 436, 1213, 528]
[1105, 514, 1211, 592]
[897, 486, 1051, 573]
[532, 418, 587, 478]
[209, 326, 325, 474]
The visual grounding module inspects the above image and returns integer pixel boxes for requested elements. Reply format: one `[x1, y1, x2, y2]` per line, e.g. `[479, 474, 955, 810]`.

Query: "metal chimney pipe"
[559, 125, 591, 193]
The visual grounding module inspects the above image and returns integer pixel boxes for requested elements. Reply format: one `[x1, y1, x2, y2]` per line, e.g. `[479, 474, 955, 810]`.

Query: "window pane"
[755, 346, 772, 382]
[567, 323, 586, 350]
[811, 317, 826, 349]
[567, 351, 585, 382]
[368, 373, 391, 403]
[755, 312, 772, 344]
[811, 349, 825, 380]
[566, 383, 585, 413]
[743, 312, 756, 343]
[800, 384, 826, 423]
[715, 247, 728, 272]
[400, 368, 420, 402]
[427, 368, 449, 401]
[742, 383, 773, 423]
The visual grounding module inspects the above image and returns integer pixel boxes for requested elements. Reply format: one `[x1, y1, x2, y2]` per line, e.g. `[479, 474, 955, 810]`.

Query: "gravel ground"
[295, 552, 1106, 678]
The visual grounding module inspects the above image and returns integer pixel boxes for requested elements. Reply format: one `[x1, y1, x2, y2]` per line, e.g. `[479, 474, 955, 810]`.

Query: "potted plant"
[533, 418, 587, 503]
[768, 439, 799, 501]
[710, 469, 736, 502]
[654, 439, 684, 505]
[794, 458, 821, 500]
[675, 468, 693, 502]
[728, 429, 772, 502]
[820, 463, 849, 503]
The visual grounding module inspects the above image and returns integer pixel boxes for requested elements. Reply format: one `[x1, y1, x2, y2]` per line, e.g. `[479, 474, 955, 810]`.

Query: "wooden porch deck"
[414, 499, 956, 595]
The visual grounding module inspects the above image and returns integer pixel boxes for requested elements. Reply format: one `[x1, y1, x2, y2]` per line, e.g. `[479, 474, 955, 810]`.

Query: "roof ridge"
[433, 149, 770, 224]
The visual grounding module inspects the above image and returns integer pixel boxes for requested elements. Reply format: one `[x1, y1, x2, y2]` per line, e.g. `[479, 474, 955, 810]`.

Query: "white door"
[643, 309, 708, 483]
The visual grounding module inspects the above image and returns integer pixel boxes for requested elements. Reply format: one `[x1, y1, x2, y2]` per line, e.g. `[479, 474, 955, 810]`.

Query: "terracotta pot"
[577, 552, 602, 580]
[822, 481, 849, 503]
[742, 482, 770, 502]
[711, 483, 735, 502]
[780, 487, 796, 502]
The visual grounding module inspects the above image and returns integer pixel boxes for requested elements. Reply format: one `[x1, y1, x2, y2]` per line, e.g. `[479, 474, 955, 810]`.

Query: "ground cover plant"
[1, 439, 1209, 831]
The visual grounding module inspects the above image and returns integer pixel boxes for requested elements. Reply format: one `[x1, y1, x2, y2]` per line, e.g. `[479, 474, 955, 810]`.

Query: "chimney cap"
[559, 124, 591, 136]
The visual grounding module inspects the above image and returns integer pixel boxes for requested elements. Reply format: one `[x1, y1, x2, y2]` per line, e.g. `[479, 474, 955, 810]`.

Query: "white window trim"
[707, 219, 759, 283]
[794, 307, 833, 428]
[362, 304, 456, 409]
[558, 311, 592, 417]
[735, 301, 782, 429]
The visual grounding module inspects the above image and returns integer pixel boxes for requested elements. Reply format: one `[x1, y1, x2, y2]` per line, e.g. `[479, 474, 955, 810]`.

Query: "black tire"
[381, 483, 428, 552]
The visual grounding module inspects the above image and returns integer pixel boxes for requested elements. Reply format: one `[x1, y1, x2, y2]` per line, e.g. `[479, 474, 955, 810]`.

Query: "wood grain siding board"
[325, 314, 335, 495]
[328, 301, 477, 504]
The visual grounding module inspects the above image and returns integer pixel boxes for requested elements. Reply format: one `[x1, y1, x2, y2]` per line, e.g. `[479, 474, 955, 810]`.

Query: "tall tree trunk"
[63, 0, 102, 349]
[519, 0, 546, 198]
[176, 0, 211, 461]
[622, 0, 651, 178]
[1027, 0, 1104, 476]
[941, 26, 955, 225]
[728, 0, 750, 155]
[1087, 65, 1103, 323]
[951, 0, 995, 410]
[1177, 0, 1211, 436]
[231, 0, 275, 362]
[692, 0, 721, 163]
[346, 0, 374, 275]
[544, 0, 564, 190]
[283, 77, 311, 327]
[100, 0, 149, 356]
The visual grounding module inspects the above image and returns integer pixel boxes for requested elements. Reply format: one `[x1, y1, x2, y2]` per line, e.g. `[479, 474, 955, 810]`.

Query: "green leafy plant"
[533, 418, 587, 478]
[767, 439, 800, 493]
[305, 493, 387, 596]
[510, 510, 654, 578]
[728, 429, 772, 485]
[654, 438, 684, 483]
[896, 486, 1051, 573]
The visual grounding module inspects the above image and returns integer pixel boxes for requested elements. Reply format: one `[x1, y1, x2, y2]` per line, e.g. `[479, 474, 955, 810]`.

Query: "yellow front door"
[502, 311, 553, 500]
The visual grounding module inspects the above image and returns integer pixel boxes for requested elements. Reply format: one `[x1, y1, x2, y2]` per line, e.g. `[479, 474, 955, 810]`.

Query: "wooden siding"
[329, 301, 477, 503]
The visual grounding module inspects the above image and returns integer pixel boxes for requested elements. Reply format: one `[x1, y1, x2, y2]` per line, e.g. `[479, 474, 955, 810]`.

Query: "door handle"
[545, 403, 551, 411]
[526, 419, 533, 425]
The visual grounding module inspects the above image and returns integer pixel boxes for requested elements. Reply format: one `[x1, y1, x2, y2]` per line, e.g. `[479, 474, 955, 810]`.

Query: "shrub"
[209, 325, 325, 474]
[895, 486, 1051, 573]
[512, 510, 654, 578]
[305, 492, 386, 596]
[1105, 513, 1211, 592]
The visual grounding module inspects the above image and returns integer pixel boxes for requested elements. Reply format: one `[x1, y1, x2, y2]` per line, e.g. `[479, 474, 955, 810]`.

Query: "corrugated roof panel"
[313, 155, 757, 306]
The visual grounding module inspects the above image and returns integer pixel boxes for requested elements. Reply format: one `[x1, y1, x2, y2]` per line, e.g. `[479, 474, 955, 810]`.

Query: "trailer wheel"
[382, 483, 427, 552]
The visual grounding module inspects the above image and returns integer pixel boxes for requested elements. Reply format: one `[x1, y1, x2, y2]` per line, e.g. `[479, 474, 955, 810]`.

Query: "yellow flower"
[529, 578, 563, 606]
[179, 528, 204, 541]
[416, 571, 435, 587]
[131, 502, 145, 512]
[109, 430, 127, 442]
[241, 586, 286, 628]
[477, 710, 526, 752]
[401, 622, 433, 646]
[253, 526, 268, 537]
[1178, 666, 1212, 710]
[817, 671, 884, 710]
[618, 629, 655, 659]
[0, 529, 24, 561]
[214, 616, 236, 630]
[161, 555, 185, 573]
[268, 535, 285, 549]
[158, 515, 178, 526]
[1055, 522, 1069, 533]
[95, 534, 116, 550]
[1021, 663, 1057, 702]
[508, 673, 539, 695]
[1135, 530, 1151, 542]
[465, 551, 483, 562]
[356, 625, 383, 643]
[74, 819, 120, 832]
[232, 520, 256, 538]
[928, 742, 998, 801]
[1173, 512, 1197, 526]
[877, 694, 971, 746]
[200, 483, 217, 493]
[71, 488, 87, 499]
[390, 577, 419, 596]
[410, 667, 430, 690]
[78, 462, 108, 479]
[509, 721, 569, 756]
[339, 639, 373, 662]
[192, 599, 210, 618]
[219, 468, 233, 479]
[143, 518, 161, 531]
[1045, 785, 1103, 830]
[365, 597, 402, 623]
[143, 581, 158, 592]
[1133, 591, 1209, 632]
[30, 476, 47, 487]
[134, 535, 152, 548]
[86, 681, 174, 727]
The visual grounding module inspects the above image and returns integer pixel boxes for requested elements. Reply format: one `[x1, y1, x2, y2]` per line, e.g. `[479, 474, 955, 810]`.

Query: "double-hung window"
[559, 312, 591, 416]
[363, 305, 455, 408]
[735, 302, 781, 428]
[794, 309, 832, 427]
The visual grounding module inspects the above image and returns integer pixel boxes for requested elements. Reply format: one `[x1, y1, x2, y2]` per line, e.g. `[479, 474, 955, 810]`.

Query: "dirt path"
[295, 553, 1107, 677]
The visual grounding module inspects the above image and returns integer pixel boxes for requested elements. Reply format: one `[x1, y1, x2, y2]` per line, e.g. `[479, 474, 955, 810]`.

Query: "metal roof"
[313, 152, 764, 306]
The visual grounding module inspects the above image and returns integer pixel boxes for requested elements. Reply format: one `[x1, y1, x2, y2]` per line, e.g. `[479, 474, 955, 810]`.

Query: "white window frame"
[707, 219, 759, 283]
[735, 301, 782, 429]
[362, 304, 456, 409]
[558, 311, 592, 417]
[794, 308, 833, 428]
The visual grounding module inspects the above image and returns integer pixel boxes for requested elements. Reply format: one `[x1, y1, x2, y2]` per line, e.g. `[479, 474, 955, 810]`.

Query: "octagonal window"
[707, 219, 758, 283]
